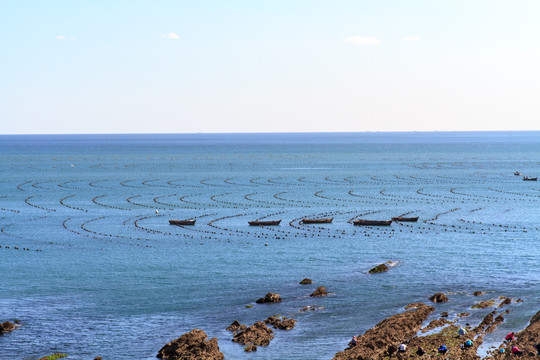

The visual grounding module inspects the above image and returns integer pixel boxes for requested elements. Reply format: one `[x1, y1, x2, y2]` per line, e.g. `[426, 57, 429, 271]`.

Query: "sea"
[0, 132, 539, 360]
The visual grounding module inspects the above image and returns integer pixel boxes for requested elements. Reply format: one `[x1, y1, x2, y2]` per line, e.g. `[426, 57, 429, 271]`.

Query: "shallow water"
[0, 132, 539, 359]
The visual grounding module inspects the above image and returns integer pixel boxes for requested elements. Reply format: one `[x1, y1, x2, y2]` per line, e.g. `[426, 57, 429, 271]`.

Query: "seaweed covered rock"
[0, 321, 16, 335]
[157, 329, 224, 360]
[299, 278, 313, 285]
[310, 286, 328, 297]
[265, 316, 296, 330]
[226, 320, 246, 333]
[473, 291, 485, 296]
[472, 299, 495, 309]
[429, 292, 449, 303]
[232, 321, 274, 346]
[368, 263, 389, 274]
[256, 292, 282, 304]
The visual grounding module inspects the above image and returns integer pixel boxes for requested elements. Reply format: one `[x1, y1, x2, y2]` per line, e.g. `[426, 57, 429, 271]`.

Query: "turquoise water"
[0, 132, 539, 359]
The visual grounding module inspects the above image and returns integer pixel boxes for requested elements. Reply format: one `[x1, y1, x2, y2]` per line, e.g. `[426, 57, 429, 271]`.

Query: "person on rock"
[350, 336, 357, 346]
[387, 344, 397, 355]
[438, 344, 447, 354]
[511, 345, 522, 355]
[416, 346, 425, 356]
[458, 327, 467, 337]
[464, 339, 473, 348]
[505, 332, 515, 342]
[398, 342, 407, 353]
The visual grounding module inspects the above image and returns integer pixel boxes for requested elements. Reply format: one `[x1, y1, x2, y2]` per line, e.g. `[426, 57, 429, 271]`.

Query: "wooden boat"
[301, 217, 333, 224]
[169, 219, 196, 226]
[523, 177, 538, 181]
[391, 216, 419, 222]
[248, 220, 281, 226]
[353, 219, 392, 226]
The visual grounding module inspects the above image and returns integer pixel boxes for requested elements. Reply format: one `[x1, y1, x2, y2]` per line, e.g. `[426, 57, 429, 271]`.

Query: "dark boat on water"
[523, 176, 538, 181]
[353, 219, 392, 226]
[514, 171, 521, 176]
[169, 219, 196, 226]
[301, 217, 333, 224]
[248, 220, 282, 226]
[391, 216, 419, 222]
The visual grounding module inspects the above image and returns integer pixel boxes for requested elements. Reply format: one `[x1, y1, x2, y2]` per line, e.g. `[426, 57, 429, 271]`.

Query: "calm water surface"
[0, 132, 539, 359]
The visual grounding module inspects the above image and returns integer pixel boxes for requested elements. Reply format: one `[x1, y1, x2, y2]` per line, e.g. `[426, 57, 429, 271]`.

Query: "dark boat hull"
[248, 220, 281, 226]
[301, 217, 333, 224]
[523, 177, 538, 181]
[353, 219, 392, 226]
[391, 216, 419, 222]
[169, 219, 196, 226]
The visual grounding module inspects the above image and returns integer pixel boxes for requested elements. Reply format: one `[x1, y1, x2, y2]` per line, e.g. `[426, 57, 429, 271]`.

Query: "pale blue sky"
[1, 0, 540, 134]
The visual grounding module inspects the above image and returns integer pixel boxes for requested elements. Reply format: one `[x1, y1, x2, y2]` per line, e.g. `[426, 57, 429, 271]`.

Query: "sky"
[1, 0, 540, 134]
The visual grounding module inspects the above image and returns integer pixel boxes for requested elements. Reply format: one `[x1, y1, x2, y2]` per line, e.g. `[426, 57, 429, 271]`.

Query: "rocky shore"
[149, 285, 538, 360]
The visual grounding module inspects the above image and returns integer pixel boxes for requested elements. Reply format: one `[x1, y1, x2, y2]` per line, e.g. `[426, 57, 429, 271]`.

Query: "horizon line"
[1, 129, 539, 136]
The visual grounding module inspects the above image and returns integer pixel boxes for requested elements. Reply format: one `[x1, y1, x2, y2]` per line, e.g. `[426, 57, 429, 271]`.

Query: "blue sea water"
[0, 131, 539, 360]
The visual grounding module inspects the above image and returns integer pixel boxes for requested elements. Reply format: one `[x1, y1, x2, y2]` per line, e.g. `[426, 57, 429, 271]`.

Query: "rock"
[299, 278, 312, 285]
[473, 291, 485, 296]
[368, 263, 389, 274]
[441, 312, 449, 317]
[333, 303, 435, 360]
[94, 357, 102, 360]
[458, 312, 471, 317]
[0, 321, 17, 335]
[232, 321, 274, 346]
[157, 328, 224, 360]
[244, 344, 257, 352]
[421, 318, 455, 333]
[474, 310, 496, 332]
[429, 292, 449, 303]
[226, 320, 246, 333]
[516, 298, 524, 303]
[265, 316, 296, 330]
[498, 297, 512, 307]
[256, 292, 282, 304]
[310, 286, 328, 297]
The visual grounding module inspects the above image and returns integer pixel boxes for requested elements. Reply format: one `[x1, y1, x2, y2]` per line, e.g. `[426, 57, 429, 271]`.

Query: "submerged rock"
[310, 286, 328, 297]
[368, 263, 389, 274]
[256, 292, 282, 304]
[429, 292, 449, 303]
[299, 278, 313, 285]
[232, 321, 274, 346]
[299, 305, 325, 312]
[473, 291, 486, 296]
[157, 329, 224, 360]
